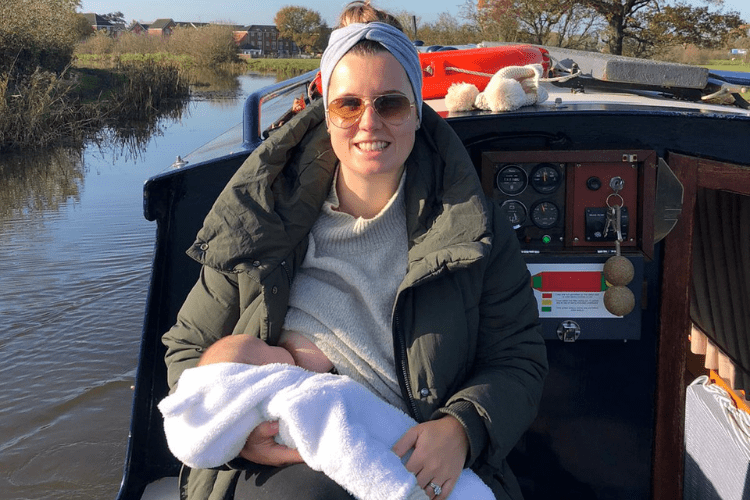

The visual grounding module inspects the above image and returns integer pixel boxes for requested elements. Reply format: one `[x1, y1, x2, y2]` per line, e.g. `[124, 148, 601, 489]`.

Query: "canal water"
[0, 73, 276, 500]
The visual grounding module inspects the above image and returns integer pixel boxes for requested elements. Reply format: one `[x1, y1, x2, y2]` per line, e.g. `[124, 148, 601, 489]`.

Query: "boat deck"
[427, 81, 750, 117]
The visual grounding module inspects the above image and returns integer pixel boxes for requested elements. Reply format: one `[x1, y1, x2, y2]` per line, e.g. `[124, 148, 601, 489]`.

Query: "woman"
[161, 2, 547, 499]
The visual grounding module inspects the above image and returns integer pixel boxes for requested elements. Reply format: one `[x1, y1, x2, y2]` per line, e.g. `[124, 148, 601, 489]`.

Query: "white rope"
[433, 64, 580, 83]
[697, 376, 750, 454]
[542, 70, 581, 83]
[444, 66, 494, 78]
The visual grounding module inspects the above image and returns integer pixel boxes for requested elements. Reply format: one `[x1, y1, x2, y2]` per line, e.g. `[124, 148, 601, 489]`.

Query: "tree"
[461, 0, 521, 42]
[512, 0, 604, 49]
[73, 13, 94, 39]
[576, 0, 656, 55]
[274, 6, 328, 54]
[101, 11, 126, 33]
[648, 2, 746, 49]
[392, 10, 422, 39]
[615, 1, 746, 58]
[168, 25, 239, 66]
[0, 0, 83, 75]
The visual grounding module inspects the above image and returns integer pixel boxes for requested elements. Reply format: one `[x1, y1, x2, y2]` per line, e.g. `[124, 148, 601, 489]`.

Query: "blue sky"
[79, 0, 749, 28]
[78, 0, 469, 25]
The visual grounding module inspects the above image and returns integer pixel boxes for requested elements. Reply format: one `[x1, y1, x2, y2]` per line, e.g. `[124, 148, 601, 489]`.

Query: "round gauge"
[531, 201, 560, 229]
[500, 200, 527, 229]
[495, 165, 528, 195]
[530, 163, 562, 194]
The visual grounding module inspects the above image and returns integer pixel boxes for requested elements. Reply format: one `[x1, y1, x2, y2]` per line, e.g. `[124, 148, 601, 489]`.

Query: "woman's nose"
[358, 101, 382, 130]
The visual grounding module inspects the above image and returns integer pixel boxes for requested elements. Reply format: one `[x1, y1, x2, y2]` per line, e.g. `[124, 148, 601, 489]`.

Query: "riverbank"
[0, 58, 189, 153]
[75, 53, 321, 79]
[2, 21, 237, 153]
[242, 57, 320, 77]
[0, 52, 323, 153]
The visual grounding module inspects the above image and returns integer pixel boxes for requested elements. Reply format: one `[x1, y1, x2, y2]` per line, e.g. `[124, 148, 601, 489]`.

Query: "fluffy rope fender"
[445, 64, 548, 113]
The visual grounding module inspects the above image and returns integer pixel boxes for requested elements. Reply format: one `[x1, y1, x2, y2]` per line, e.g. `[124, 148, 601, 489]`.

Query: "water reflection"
[96, 100, 188, 164]
[0, 71, 283, 230]
[190, 68, 243, 103]
[0, 148, 85, 226]
[0, 72, 271, 500]
[0, 102, 186, 226]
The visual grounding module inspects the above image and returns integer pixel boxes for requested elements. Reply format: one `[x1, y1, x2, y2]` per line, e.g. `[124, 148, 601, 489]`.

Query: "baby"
[198, 330, 334, 372]
[159, 334, 495, 500]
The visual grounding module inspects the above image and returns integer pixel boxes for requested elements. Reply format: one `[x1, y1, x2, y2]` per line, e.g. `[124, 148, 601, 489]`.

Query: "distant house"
[148, 18, 177, 36]
[234, 30, 250, 47]
[129, 21, 149, 35]
[277, 37, 300, 58]
[82, 13, 117, 35]
[175, 21, 210, 29]
[240, 25, 300, 57]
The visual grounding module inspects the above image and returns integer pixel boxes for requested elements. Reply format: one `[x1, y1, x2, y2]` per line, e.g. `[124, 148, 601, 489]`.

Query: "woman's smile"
[355, 140, 390, 152]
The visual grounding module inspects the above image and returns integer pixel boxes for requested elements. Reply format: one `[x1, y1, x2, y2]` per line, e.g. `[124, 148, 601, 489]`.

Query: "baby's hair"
[337, 1, 407, 56]
[337, 1, 404, 31]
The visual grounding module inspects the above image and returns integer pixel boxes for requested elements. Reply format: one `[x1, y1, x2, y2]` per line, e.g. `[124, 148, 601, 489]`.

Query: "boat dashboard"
[123, 55, 750, 500]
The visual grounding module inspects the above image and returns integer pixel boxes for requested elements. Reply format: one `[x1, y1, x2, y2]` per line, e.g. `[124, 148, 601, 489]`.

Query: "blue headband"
[320, 22, 423, 123]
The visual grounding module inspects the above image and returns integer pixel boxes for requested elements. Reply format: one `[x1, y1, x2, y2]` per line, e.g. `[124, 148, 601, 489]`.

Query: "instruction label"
[527, 263, 618, 318]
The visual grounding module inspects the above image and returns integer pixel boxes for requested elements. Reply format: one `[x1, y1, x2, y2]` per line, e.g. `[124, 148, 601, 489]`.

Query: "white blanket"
[159, 363, 494, 500]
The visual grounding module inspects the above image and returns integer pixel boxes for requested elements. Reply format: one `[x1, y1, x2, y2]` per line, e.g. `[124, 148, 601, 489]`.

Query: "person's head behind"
[337, 1, 404, 67]
[337, 0, 404, 31]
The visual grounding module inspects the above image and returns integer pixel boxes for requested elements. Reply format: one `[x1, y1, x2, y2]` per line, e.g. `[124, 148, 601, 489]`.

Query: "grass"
[75, 52, 193, 69]
[243, 58, 321, 78]
[704, 59, 750, 70]
[69, 66, 126, 102]
[74, 52, 249, 85]
[702, 60, 750, 101]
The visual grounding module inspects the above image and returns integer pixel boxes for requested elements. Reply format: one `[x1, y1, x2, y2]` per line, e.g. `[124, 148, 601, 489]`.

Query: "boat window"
[258, 79, 313, 139]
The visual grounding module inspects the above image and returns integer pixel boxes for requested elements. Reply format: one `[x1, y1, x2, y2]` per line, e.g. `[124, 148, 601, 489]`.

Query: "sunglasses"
[327, 93, 415, 129]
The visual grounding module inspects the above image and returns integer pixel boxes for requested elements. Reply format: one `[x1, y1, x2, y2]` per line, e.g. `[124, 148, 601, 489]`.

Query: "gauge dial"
[530, 163, 562, 194]
[500, 200, 527, 229]
[531, 201, 560, 229]
[495, 165, 528, 195]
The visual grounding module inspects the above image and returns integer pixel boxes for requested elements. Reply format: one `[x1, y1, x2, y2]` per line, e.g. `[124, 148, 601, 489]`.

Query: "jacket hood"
[187, 98, 492, 278]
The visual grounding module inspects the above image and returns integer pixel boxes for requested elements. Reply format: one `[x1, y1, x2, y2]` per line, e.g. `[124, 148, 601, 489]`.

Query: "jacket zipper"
[393, 307, 421, 421]
[394, 266, 450, 422]
[280, 260, 292, 287]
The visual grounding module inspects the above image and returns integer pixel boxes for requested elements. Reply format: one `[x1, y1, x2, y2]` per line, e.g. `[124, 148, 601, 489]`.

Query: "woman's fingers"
[394, 416, 468, 498]
[239, 421, 303, 466]
[431, 477, 456, 499]
[392, 425, 419, 459]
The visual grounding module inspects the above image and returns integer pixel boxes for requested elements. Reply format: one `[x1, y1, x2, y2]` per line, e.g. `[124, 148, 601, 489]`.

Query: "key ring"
[606, 193, 624, 208]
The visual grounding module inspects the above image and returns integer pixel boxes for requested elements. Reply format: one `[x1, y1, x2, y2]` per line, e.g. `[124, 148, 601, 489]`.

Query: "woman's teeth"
[357, 141, 388, 151]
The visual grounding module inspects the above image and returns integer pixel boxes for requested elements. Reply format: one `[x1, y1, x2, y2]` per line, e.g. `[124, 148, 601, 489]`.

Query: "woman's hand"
[392, 415, 469, 499]
[239, 421, 304, 466]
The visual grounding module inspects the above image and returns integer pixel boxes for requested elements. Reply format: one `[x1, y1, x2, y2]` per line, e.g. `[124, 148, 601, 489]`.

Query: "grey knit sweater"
[282, 172, 409, 412]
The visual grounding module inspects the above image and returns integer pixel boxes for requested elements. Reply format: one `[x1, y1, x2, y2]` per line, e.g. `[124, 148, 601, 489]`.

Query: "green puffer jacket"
[162, 99, 548, 500]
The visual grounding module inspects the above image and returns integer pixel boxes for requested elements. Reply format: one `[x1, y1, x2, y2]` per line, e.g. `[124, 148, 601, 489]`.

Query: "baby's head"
[197, 335, 293, 367]
[336, 0, 404, 29]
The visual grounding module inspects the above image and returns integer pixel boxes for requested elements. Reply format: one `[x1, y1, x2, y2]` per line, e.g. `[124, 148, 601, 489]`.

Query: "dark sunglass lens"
[375, 95, 411, 123]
